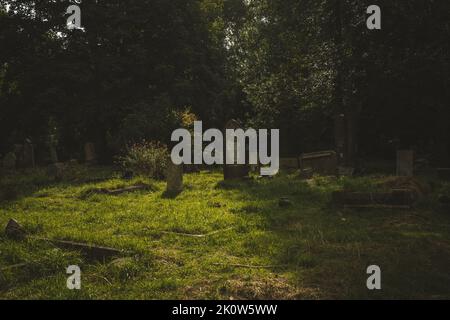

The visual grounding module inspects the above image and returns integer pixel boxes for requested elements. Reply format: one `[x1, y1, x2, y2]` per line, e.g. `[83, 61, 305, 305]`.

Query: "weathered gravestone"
[299, 151, 337, 176]
[84, 142, 97, 164]
[223, 119, 250, 180]
[2, 152, 17, 170]
[166, 161, 183, 194]
[397, 150, 414, 177]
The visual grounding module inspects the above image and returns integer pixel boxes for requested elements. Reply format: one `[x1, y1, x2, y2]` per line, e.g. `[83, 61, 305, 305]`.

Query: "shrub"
[118, 141, 169, 179]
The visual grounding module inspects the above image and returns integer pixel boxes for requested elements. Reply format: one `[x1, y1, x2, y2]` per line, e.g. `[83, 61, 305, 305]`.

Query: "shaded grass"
[1, 167, 450, 299]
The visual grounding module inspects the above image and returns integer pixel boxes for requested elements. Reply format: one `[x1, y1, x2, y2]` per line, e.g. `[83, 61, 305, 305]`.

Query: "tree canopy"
[1, 0, 449, 163]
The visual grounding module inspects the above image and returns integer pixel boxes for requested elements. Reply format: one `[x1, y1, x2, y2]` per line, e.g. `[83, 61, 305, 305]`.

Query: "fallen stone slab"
[332, 189, 414, 209]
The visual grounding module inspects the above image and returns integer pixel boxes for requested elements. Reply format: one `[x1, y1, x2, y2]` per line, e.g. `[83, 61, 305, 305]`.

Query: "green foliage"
[117, 141, 169, 179]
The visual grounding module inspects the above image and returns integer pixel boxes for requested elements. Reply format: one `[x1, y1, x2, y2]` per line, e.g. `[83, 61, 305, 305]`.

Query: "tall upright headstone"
[166, 161, 183, 194]
[223, 119, 250, 180]
[397, 150, 414, 177]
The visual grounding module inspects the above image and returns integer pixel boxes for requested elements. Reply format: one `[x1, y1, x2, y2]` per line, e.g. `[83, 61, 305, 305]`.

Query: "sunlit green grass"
[1, 166, 449, 299]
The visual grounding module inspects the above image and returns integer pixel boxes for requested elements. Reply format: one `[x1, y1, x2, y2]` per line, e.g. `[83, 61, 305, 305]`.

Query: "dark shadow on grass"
[0, 166, 121, 204]
[216, 171, 450, 299]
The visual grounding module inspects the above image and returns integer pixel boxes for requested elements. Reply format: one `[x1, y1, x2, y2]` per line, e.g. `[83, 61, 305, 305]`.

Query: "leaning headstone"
[397, 150, 414, 177]
[223, 119, 250, 180]
[84, 142, 97, 164]
[299, 151, 337, 176]
[2, 152, 17, 170]
[166, 161, 183, 194]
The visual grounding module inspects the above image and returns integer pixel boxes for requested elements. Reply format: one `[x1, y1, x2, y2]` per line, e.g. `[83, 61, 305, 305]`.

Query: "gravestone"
[2, 152, 17, 170]
[299, 151, 337, 176]
[166, 161, 183, 194]
[84, 142, 97, 164]
[223, 119, 250, 180]
[396, 150, 414, 177]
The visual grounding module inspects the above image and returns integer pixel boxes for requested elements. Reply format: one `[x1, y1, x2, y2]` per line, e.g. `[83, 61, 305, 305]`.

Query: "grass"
[0, 166, 450, 299]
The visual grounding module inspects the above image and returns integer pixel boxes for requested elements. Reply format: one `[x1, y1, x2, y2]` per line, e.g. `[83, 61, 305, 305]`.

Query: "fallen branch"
[160, 227, 234, 238]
